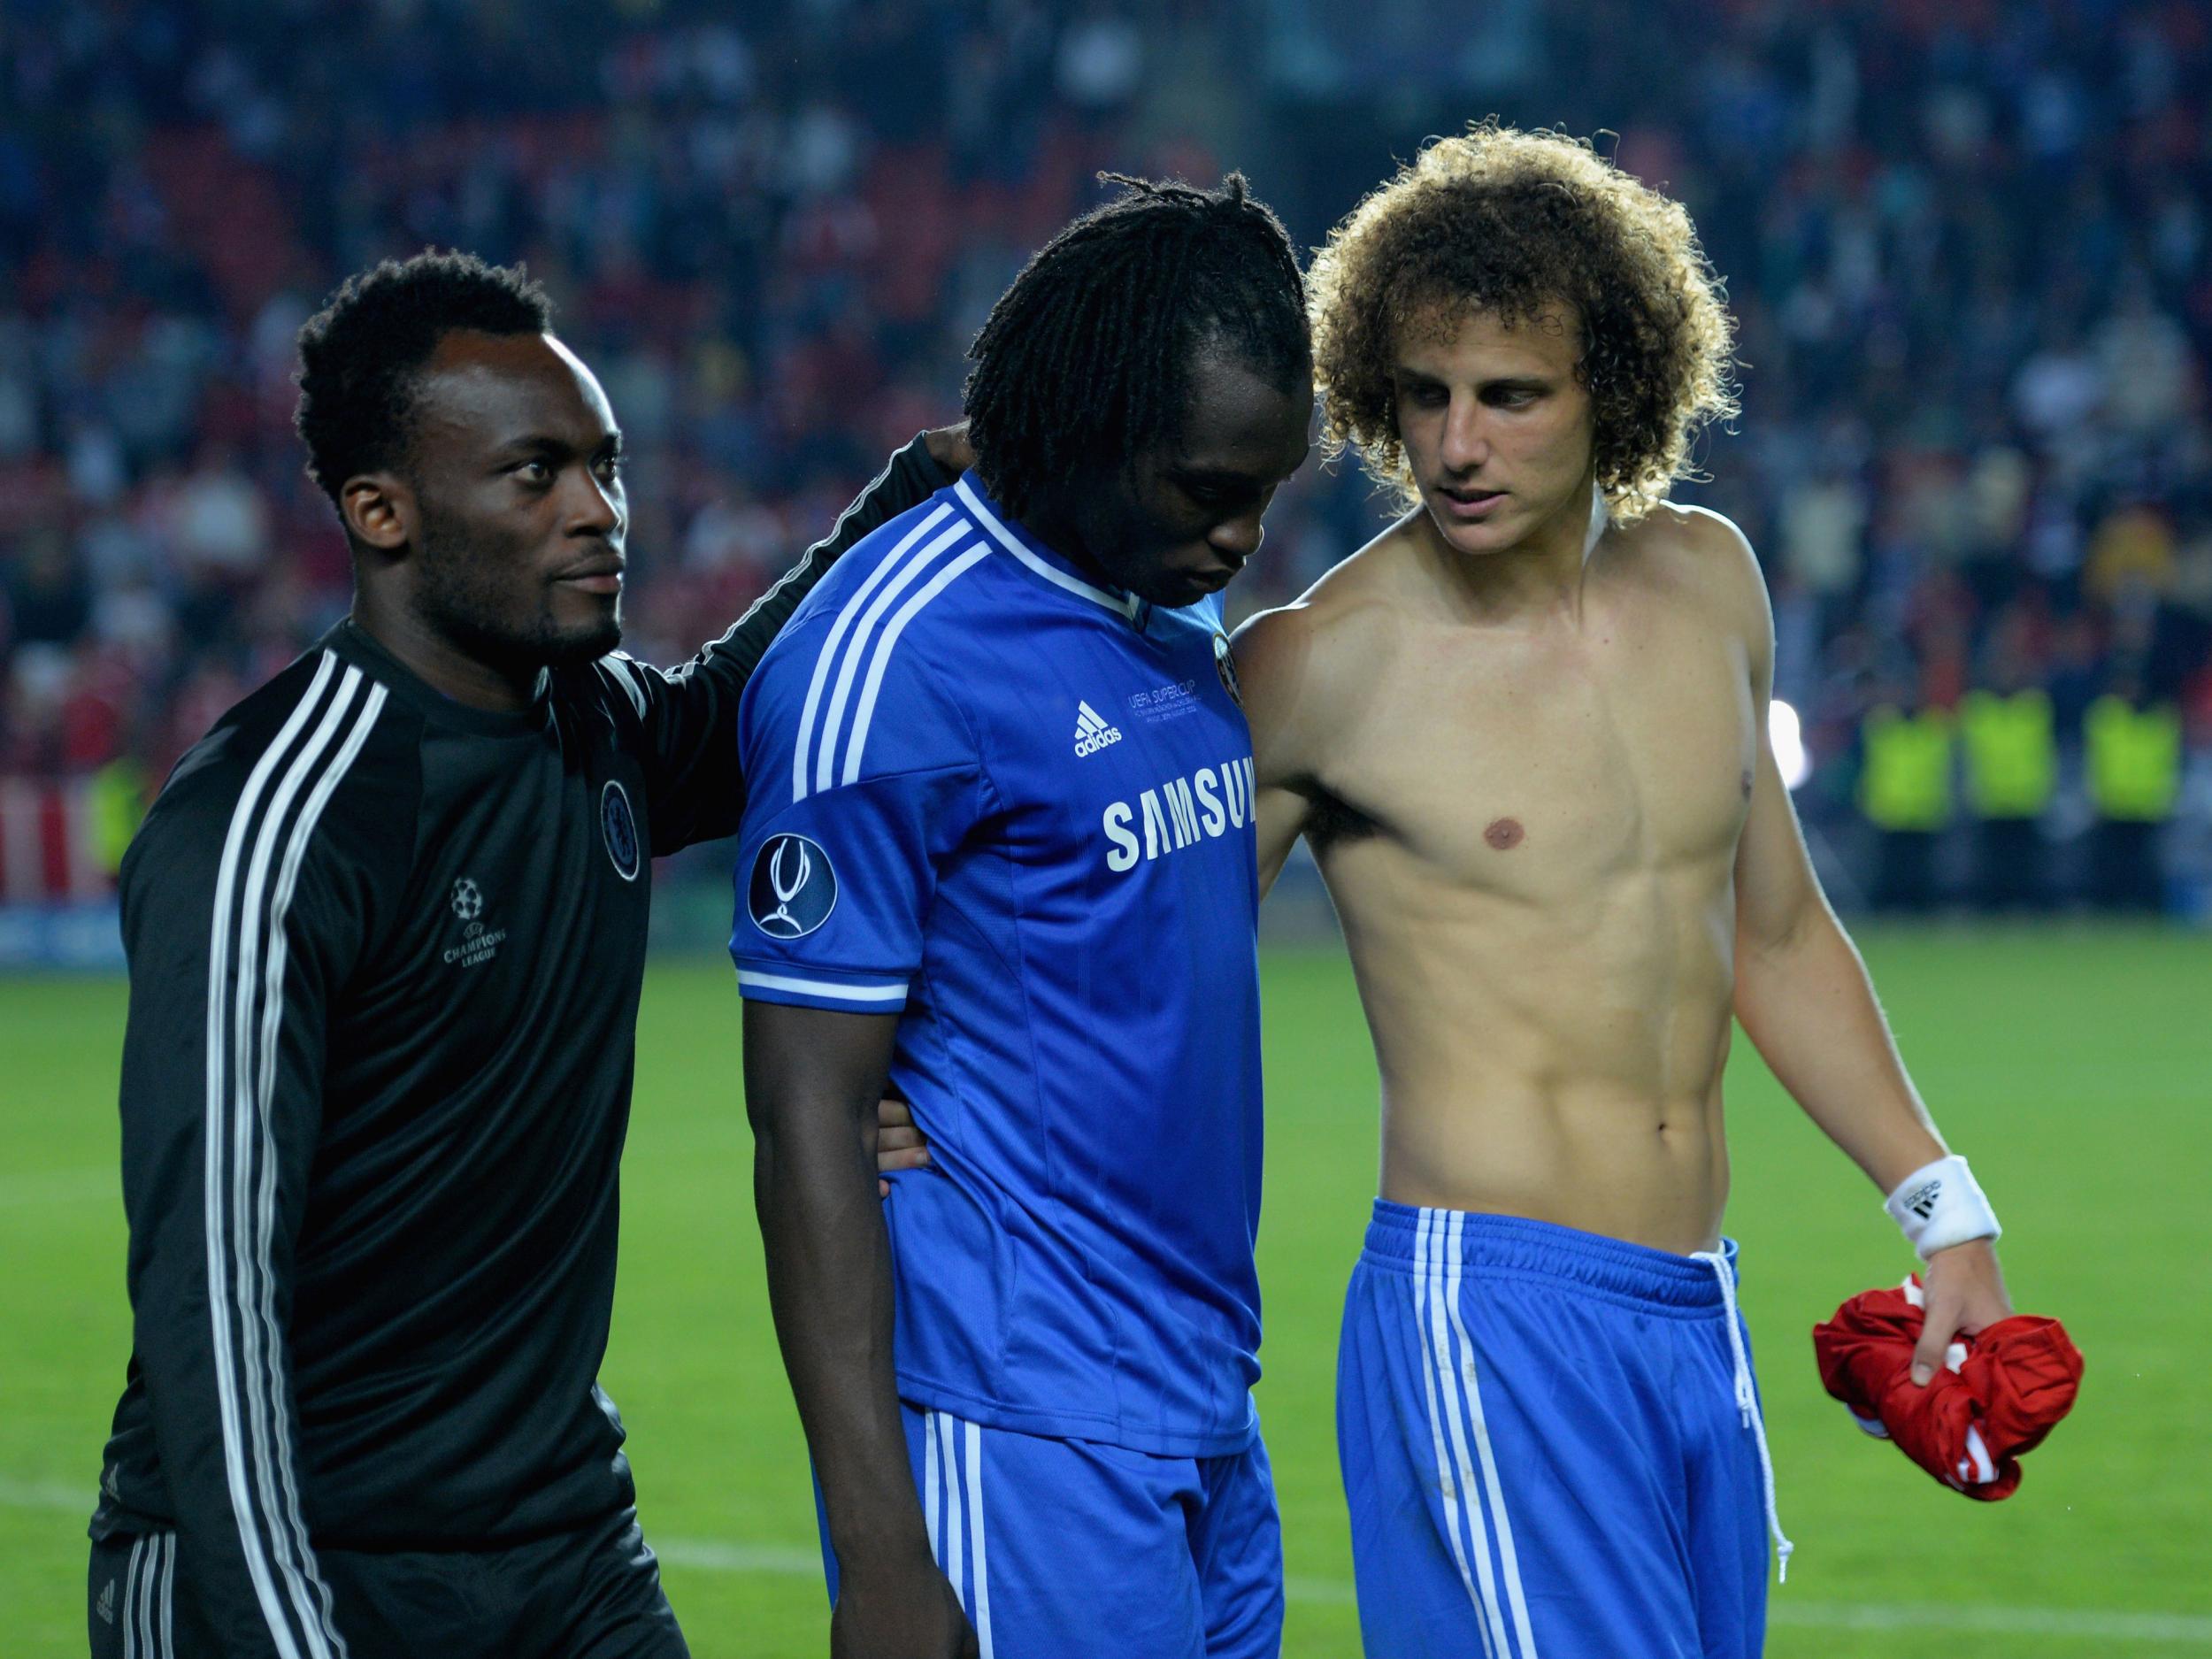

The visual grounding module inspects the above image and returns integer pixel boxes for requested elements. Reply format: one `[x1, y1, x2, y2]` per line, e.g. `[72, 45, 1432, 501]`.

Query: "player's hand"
[1912, 1238, 2013, 1386]
[923, 420, 975, 479]
[831, 1548, 977, 1659]
[875, 1096, 933, 1197]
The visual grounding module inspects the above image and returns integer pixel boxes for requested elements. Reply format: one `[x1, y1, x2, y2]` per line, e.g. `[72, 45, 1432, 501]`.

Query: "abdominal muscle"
[1326, 846, 1740, 1257]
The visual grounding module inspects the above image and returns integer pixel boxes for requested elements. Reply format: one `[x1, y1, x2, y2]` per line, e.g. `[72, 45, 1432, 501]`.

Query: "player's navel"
[1484, 817, 1525, 850]
[1740, 768, 1754, 799]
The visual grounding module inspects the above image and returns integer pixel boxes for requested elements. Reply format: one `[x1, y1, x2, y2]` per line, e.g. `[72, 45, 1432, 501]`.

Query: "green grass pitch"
[4, 928, 2208, 1655]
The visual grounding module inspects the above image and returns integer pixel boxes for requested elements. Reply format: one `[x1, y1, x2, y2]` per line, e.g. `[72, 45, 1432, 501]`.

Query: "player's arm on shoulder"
[617, 423, 969, 854]
[1232, 596, 1351, 896]
[720, 423, 969, 681]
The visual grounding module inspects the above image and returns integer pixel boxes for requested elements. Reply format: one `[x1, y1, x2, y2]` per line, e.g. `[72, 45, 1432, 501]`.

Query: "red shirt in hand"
[1812, 1278, 2083, 1501]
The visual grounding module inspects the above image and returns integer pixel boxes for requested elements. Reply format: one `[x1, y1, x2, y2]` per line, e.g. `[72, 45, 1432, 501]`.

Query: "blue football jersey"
[733, 478, 1264, 1457]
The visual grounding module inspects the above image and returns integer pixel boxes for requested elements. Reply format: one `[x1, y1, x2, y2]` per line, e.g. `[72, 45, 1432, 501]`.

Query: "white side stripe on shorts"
[1415, 1209, 1506, 1659]
[1440, 1210, 1540, 1658]
[963, 1418, 995, 1659]
[923, 1407, 943, 1562]
[123, 1535, 143, 1659]
[936, 1411, 964, 1610]
[121, 1531, 175, 1659]
[159, 1532, 176, 1659]
[922, 1412, 995, 1658]
[204, 652, 376, 1659]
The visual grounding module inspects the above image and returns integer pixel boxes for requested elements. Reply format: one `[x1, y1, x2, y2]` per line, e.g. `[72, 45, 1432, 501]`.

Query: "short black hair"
[963, 173, 1310, 521]
[294, 250, 553, 505]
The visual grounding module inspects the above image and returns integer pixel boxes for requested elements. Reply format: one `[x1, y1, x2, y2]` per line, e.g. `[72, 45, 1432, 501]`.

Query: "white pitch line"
[655, 1538, 822, 1576]
[649, 1534, 2212, 1644]
[0, 1476, 88, 1510]
[7, 1480, 2206, 1647]
[0, 1167, 114, 1208]
[1768, 1601, 2212, 1643]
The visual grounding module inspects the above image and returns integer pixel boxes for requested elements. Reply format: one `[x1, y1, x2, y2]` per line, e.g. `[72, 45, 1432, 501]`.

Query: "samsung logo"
[1101, 757, 1255, 872]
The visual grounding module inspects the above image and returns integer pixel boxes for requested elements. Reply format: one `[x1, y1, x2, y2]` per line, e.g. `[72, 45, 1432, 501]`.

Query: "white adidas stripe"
[232, 669, 373, 1657]
[964, 1419, 995, 1659]
[203, 654, 334, 1659]
[138, 1529, 173, 1658]
[795, 512, 965, 800]
[161, 1531, 176, 1658]
[841, 545, 992, 786]
[919, 1412, 994, 1657]
[601, 654, 649, 719]
[937, 1411, 965, 1613]
[123, 1533, 142, 1659]
[1416, 1209, 1505, 1659]
[923, 1407, 942, 1563]
[791, 503, 953, 803]
[813, 519, 973, 795]
[250, 675, 382, 1657]
[204, 652, 377, 1659]
[1440, 1210, 1539, 1658]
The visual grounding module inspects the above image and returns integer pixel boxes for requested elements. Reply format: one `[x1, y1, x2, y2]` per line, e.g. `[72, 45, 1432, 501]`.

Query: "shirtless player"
[1233, 127, 2017, 1657]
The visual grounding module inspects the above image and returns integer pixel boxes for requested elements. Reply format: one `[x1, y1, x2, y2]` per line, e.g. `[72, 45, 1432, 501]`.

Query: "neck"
[1416, 479, 1603, 625]
[350, 585, 540, 712]
[1018, 494, 1123, 595]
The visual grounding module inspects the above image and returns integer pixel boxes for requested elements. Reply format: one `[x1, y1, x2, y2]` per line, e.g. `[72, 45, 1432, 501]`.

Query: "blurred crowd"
[1, 0, 2208, 910]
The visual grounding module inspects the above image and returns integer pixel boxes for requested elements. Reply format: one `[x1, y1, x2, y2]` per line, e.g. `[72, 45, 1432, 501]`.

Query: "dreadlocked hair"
[295, 250, 552, 505]
[964, 173, 1310, 521]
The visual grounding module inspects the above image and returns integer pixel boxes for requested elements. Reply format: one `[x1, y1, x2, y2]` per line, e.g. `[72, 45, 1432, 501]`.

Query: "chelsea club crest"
[601, 780, 641, 881]
[1212, 630, 1242, 708]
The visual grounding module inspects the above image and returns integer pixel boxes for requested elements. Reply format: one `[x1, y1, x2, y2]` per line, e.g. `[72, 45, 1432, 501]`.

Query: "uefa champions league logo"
[449, 878, 483, 920]
[749, 833, 837, 939]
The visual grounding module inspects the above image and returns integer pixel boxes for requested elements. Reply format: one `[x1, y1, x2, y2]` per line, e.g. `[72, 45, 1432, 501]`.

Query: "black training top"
[88, 436, 946, 1657]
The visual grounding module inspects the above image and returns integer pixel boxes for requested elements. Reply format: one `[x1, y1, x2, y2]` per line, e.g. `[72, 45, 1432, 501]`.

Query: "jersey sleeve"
[592, 434, 951, 855]
[114, 699, 393, 1657]
[729, 609, 984, 1013]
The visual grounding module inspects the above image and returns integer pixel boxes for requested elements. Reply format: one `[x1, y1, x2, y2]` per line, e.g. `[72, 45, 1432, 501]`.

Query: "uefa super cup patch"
[750, 833, 838, 939]
[601, 780, 641, 880]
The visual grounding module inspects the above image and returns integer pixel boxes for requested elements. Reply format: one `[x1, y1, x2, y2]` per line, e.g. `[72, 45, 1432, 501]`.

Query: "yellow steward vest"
[1960, 689, 2056, 818]
[2085, 696, 2181, 822]
[1859, 705, 1955, 832]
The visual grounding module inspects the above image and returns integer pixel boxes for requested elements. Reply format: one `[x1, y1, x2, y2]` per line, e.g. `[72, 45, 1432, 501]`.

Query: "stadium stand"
[1, 0, 2208, 932]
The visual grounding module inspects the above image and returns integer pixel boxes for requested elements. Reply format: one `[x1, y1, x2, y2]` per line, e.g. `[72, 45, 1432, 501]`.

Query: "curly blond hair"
[1308, 123, 1739, 523]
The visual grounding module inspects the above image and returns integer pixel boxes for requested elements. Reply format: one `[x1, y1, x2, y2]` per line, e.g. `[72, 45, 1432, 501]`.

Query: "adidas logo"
[96, 1578, 116, 1625]
[1906, 1179, 1942, 1220]
[1074, 700, 1123, 757]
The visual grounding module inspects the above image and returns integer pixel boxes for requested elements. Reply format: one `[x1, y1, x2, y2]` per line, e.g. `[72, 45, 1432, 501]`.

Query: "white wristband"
[1885, 1155, 2001, 1260]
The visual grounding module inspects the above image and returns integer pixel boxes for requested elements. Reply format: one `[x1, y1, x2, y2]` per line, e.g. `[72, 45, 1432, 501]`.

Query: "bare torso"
[1243, 501, 1769, 1255]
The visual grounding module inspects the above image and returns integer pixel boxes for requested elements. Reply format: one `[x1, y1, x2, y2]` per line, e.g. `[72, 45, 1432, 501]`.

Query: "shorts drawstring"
[1692, 1249, 1794, 1583]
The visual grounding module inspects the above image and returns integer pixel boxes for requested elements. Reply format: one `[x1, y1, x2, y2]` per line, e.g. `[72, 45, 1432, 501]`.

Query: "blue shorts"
[1338, 1202, 1780, 1659]
[819, 1403, 1283, 1658]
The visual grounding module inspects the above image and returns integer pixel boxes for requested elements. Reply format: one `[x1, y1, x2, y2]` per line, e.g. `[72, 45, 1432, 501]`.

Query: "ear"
[342, 472, 414, 556]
